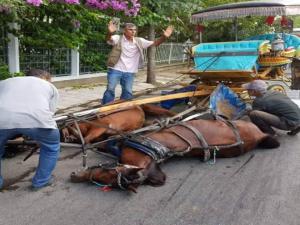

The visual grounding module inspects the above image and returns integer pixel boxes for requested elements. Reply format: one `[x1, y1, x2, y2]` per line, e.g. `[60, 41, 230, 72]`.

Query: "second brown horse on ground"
[70, 118, 280, 192]
[61, 104, 175, 144]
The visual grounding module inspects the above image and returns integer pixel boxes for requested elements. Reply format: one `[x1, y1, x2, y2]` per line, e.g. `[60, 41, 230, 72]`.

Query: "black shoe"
[287, 126, 300, 136]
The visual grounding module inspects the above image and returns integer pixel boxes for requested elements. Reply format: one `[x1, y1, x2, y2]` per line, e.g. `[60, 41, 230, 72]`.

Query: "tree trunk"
[146, 25, 156, 84]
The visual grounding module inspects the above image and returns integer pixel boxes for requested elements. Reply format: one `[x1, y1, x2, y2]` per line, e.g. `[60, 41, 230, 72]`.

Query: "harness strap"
[172, 122, 211, 162]
[216, 116, 244, 154]
[168, 129, 194, 148]
[124, 136, 172, 163]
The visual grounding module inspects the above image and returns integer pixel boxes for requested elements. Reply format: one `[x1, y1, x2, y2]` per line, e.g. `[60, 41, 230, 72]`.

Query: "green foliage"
[17, 4, 109, 49]
[0, 64, 23, 80]
[134, 0, 203, 42]
[195, 0, 282, 42]
[201, 16, 272, 42]
[0, 64, 10, 80]
[292, 16, 300, 28]
[0, 1, 114, 74]
[79, 42, 111, 73]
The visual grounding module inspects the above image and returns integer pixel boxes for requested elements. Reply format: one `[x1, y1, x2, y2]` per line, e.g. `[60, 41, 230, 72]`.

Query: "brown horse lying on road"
[61, 104, 175, 144]
[70, 118, 280, 192]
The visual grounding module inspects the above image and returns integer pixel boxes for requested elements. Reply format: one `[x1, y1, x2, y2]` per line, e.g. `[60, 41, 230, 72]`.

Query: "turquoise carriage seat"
[246, 33, 300, 57]
[193, 40, 268, 72]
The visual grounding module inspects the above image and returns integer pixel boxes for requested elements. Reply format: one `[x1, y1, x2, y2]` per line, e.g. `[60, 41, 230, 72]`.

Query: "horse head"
[70, 163, 146, 193]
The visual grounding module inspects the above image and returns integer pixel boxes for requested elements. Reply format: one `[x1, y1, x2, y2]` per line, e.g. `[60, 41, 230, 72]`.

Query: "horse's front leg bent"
[83, 127, 107, 144]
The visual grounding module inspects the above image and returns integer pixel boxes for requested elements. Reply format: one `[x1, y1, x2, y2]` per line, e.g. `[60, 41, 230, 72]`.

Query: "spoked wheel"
[291, 58, 300, 90]
[267, 84, 287, 95]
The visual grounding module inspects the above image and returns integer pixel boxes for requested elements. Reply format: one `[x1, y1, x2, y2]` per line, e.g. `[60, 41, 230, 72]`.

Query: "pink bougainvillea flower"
[26, 0, 141, 16]
[64, 0, 80, 4]
[26, 0, 43, 6]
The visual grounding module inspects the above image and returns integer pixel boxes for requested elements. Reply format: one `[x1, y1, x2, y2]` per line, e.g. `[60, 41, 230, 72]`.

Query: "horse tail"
[257, 135, 280, 149]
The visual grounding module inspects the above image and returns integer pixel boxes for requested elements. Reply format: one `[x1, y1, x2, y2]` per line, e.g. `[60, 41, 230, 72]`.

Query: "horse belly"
[105, 109, 145, 134]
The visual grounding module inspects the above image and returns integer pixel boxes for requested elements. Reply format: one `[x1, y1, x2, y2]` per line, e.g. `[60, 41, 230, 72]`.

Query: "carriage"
[188, 0, 300, 96]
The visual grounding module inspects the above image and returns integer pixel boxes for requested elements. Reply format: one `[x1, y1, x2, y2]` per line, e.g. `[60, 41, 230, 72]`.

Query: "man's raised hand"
[163, 25, 174, 38]
[108, 21, 117, 34]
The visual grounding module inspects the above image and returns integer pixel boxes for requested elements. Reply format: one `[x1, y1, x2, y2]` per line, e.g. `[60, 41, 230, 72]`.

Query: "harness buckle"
[207, 146, 219, 165]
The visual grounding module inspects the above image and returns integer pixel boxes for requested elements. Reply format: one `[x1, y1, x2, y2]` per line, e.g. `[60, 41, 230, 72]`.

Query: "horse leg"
[66, 123, 90, 143]
[83, 127, 107, 144]
[141, 104, 176, 117]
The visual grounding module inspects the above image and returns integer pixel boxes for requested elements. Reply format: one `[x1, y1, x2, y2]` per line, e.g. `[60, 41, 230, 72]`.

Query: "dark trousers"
[249, 110, 291, 135]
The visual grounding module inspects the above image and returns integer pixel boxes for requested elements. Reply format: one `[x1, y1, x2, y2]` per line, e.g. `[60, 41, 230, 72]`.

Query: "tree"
[132, 0, 203, 84]
[195, 0, 274, 42]
[0, 0, 141, 48]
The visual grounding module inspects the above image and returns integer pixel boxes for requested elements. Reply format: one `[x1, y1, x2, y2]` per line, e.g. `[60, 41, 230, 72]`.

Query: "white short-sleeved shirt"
[108, 35, 153, 73]
[0, 76, 59, 129]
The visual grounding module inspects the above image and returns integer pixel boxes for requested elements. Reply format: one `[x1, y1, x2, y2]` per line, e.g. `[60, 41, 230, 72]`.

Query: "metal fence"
[79, 42, 111, 75]
[19, 47, 71, 76]
[151, 43, 187, 64]
[5, 39, 187, 77]
[79, 42, 187, 74]
[0, 28, 7, 65]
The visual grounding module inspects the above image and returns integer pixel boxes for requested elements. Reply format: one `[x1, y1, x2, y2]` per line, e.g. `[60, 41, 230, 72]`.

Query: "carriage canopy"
[193, 40, 268, 71]
[191, 0, 300, 23]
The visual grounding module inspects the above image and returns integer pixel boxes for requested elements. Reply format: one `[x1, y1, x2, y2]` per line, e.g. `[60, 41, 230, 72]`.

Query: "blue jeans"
[0, 128, 60, 189]
[102, 68, 135, 104]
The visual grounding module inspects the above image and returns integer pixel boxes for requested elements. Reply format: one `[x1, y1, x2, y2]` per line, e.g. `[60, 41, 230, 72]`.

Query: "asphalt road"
[1, 129, 300, 225]
[1, 66, 300, 225]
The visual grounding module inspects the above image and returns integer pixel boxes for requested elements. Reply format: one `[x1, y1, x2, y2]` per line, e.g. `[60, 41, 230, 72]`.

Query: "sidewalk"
[55, 64, 193, 114]
[54, 64, 300, 115]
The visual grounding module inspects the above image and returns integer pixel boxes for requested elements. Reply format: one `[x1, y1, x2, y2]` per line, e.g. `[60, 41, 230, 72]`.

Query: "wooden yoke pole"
[97, 89, 212, 113]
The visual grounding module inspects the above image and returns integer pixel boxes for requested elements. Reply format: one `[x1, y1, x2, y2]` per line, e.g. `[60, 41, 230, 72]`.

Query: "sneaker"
[287, 126, 300, 136]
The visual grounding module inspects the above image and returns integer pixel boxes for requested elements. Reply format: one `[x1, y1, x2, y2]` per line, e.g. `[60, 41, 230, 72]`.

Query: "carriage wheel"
[275, 67, 285, 77]
[267, 84, 287, 95]
[291, 58, 300, 90]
